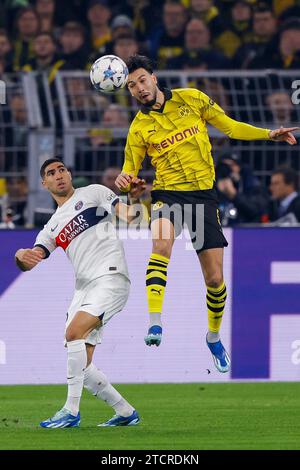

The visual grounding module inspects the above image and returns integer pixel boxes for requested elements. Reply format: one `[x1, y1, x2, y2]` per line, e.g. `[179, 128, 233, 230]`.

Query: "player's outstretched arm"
[15, 247, 45, 272]
[114, 177, 146, 223]
[209, 112, 299, 144]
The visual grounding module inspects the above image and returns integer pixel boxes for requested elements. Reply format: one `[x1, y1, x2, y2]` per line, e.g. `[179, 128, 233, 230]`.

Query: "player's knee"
[65, 325, 82, 342]
[206, 274, 224, 289]
[152, 240, 172, 258]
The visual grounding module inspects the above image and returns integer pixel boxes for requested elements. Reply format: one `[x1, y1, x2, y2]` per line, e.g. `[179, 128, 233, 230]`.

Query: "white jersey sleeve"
[88, 184, 120, 214]
[34, 224, 57, 259]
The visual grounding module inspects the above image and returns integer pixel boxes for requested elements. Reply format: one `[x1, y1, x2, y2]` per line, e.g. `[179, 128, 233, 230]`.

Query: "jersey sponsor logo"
[152, 201, 164, 211]
[152, 125, 199, 153]
[50, 223, 58, 232]
[75, 201, 83, 211]
[55, 207, 108, 251]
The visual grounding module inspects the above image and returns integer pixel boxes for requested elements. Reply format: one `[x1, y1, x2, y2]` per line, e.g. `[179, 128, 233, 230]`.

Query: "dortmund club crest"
[178, 105, 191, 117]
[153, 201, 164, 211]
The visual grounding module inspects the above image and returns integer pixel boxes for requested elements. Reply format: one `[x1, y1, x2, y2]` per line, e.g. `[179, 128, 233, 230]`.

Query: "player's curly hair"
[126, 55, 154, 74]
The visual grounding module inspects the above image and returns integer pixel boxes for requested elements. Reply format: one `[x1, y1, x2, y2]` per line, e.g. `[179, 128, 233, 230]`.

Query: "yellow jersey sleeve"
[193, 89, 271, 140]
[209, 113, 271, 140]
[122, 123, 147, 176]
[189, 89, 226, 121]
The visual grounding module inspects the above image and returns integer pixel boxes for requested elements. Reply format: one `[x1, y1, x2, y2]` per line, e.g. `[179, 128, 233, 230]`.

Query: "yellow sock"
[206, 282, 227, 333]
[146, 253, 169, 314]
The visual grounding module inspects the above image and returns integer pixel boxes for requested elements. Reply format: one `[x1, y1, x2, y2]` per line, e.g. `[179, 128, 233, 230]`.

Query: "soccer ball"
[90, 55, 129, 94]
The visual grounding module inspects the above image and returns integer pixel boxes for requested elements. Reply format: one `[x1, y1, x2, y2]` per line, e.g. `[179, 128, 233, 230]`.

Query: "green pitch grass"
[0, 383, 299, 450]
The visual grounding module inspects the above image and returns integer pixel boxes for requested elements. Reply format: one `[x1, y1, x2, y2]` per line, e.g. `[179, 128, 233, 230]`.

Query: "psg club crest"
[75, 201, 83, 211]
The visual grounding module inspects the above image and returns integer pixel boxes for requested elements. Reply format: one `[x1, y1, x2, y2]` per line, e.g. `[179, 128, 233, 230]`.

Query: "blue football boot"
[40, 408, 80, 428]
[144, 325, 162, 346]
[206, 334, 231, 373]
[97, 410, 140, 427]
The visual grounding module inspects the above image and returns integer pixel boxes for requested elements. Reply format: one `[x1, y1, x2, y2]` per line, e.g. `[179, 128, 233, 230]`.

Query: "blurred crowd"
[0, 0, 300, 228]
[1, 0, 300, 75]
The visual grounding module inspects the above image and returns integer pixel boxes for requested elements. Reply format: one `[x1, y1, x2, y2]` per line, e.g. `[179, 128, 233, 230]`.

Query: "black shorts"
[151, 188, 228, 253]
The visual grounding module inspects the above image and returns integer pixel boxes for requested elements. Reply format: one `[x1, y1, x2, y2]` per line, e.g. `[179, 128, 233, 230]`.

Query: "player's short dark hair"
[272, 167, 298, 189]
[126, 54, 154, 74]
[40, 157, 65, 178]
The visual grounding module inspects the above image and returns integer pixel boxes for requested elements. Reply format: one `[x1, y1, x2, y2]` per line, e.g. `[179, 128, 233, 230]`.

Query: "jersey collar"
[140, 88, 172, 114]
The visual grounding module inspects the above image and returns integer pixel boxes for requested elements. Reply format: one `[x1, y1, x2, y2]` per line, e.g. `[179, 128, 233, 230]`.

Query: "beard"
[58, 189, 69, 196]
[142, 89, 157, 108]
[52, 185, 70, 197]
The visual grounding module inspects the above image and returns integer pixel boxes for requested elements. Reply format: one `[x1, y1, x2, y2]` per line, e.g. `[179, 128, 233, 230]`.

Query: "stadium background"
[0, 0, 300, 451]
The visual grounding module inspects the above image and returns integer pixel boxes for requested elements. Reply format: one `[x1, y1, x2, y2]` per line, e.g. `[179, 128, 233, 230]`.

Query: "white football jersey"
[34, 185, 129, 288]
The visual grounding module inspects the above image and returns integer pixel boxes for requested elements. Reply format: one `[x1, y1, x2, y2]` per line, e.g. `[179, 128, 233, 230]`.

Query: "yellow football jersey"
[123, 88, 270, 191]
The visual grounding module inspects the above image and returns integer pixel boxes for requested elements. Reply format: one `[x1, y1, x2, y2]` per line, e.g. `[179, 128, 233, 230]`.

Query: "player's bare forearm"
[115, 174, 146, 222]
[15, 248, 44, 271]
[114, 201, 139, 223]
